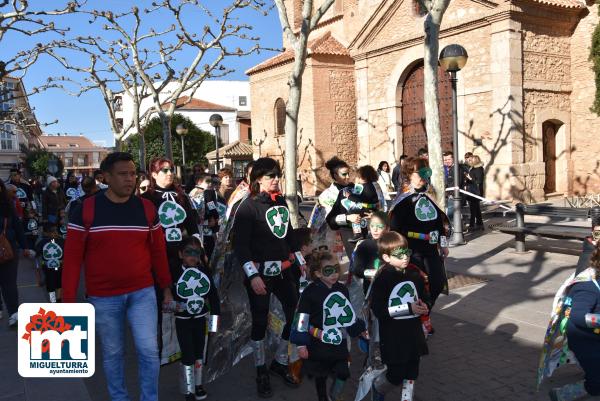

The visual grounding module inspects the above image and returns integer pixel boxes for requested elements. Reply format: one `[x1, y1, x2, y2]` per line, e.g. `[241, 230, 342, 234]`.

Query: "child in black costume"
[35, 223, 65, 303]
[169, 236, 220, 401]
[351, 211, 389, 295]
[370, 231, 430, 401]
[291, 250, 368, 401]
[342, 165, 381, 243]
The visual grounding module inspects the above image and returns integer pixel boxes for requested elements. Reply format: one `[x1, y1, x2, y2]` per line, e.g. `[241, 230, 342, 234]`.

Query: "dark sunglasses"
[182, 247, 202, 257]
[321, 264, 340, 277]
[160, 167, 175, 174]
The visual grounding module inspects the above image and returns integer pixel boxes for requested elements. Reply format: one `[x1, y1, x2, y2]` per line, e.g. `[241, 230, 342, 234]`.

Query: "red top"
[62, 192, 171, 302]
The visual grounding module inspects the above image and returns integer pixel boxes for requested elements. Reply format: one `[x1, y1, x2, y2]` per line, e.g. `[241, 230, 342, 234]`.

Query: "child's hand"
[298, 346, 309, 359]
[411, 299, 429, 316]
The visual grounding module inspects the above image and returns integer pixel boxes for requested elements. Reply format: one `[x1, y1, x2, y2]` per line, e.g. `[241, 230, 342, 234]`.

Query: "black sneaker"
[257, 366, 273, 398]
[195, 385, 207, 400]
[270, 360, 300, 388]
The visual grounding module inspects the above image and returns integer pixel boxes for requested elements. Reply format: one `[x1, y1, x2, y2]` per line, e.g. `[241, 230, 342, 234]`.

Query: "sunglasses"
[160, 167, 175, 174]
[370, 223, 386, 230]
[182, 247, 202, 257]
[321, 264, 340, 277]
[390, 247, 412, 259]
[264, 172, 281, 179]
[593, 230, 600, 241]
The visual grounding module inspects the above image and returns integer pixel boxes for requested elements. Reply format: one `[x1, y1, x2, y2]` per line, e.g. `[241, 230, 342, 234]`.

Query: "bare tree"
[72, 1, 265, 161]
[273, 0, 336, 226]
[417, 0, 451, 208]
[0, 0, 82, 79]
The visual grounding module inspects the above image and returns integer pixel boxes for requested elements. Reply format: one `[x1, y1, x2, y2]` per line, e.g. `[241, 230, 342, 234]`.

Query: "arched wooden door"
[542, 121, 557, 194]
[401, 62, 453, 157]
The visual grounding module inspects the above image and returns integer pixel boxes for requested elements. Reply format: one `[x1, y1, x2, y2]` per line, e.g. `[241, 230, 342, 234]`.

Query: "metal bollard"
[515, 203, 526, 253]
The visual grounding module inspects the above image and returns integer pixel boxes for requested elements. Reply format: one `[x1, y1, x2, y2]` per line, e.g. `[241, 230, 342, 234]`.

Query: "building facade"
[247, 0, 600, 201]
[39, 135, 108, 176]
[115, 80, 251, 145]
[0, 76, 43, 178]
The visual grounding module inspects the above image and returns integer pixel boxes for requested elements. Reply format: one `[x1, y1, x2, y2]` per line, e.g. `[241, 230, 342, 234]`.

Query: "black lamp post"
[440, 44, 468, 246]
[209, 114, 223, 173]
[175, 124, 189, 166]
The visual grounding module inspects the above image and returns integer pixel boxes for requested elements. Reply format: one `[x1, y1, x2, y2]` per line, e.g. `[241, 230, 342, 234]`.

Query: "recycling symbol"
[43, 241, 63, 261]
[323, 292, 356, 329]
[352, 184, 364, 195]
[47, 259, 61, 270]
[388, 281, 418, 320]
[415, 196, 437, 222]
[429, 230, 439, 244]
[265, 206, 289, 239]
[66, 187, 80, 199]
[217, 202, 227, 218]
[27, 219, 38, 231]
[186, 298, 205, 315]
[263, 261, 282, 277]
[176, 268, 211, 299]
[165, 227, 182, 242]
[321, 327, 343, 345]
[158, 200, 187, 227]
[16, 188, 27, 199]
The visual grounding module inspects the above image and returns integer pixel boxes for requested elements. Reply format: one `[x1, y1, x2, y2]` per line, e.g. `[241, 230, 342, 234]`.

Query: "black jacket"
[232, 192, 297, 274]
[370, 264, 429, 363]
[325, 182, 355, 231]
[466, 166, 484, 197]
[567, 280, 600, 351]
[42, 189, 67, 222]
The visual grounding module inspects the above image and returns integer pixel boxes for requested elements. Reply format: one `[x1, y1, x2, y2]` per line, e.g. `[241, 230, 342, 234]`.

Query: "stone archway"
[398, 61, 453, 158]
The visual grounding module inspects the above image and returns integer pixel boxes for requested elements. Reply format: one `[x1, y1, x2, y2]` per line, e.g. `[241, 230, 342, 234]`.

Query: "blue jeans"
[89, 286, 159, 401]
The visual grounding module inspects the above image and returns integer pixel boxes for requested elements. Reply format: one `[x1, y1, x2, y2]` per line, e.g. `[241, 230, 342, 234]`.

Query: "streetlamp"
[440, 44, 468, 246]
[175, 123, 189, 166]
[209, 114, 223, 173]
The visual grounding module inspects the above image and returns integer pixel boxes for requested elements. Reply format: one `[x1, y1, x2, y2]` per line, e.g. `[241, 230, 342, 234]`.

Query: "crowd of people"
[0, 147, 598, 401]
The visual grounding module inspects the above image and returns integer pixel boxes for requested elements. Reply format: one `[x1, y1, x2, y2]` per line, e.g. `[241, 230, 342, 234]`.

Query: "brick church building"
[247, 0, 600, 201]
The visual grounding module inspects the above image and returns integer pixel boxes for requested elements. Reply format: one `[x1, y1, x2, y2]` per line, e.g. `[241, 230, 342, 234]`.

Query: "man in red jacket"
[63, 152, 172, 401]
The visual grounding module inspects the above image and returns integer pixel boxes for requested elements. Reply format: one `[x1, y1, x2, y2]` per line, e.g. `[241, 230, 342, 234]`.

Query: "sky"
[2, 0, 283, 147]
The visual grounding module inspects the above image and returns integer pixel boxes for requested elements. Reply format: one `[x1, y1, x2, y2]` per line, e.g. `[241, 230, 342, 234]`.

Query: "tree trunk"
[115, 138, 123, 152]
[159, 111, 173, 160]
[285, 73, 302, 228]
[423, 14, 445, 209]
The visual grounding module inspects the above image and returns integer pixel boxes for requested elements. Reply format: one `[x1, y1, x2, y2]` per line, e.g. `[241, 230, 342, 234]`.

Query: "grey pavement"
[1, 209, 594, 401]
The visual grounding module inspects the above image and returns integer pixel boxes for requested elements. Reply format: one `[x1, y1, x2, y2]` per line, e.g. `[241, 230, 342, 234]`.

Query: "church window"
[274, 98, 286, 136]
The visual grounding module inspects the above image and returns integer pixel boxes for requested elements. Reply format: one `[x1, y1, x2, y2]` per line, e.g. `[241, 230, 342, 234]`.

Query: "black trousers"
[306, 358, 350, 380]
[468, 197, 483, 226]
[0, 258, 19, 315]
[410, 252, 446, 306]
[244, 272, 298, 341]
[175, 316, 207, 366]
[44, 268, 62, 292]
[386, 359, 420, 385]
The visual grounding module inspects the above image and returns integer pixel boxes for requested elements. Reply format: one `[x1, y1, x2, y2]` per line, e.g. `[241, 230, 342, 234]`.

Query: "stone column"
[488, 16, 525, 201]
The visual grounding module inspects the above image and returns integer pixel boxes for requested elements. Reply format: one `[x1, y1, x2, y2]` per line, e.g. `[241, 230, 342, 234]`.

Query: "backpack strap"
[140, 197, 157, 244]
[82, 195, 96, 243]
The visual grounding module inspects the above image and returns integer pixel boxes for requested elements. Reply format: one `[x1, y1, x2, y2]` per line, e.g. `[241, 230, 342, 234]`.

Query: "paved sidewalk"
[0, 256, 92, 401]
[2, 212, 593, 401]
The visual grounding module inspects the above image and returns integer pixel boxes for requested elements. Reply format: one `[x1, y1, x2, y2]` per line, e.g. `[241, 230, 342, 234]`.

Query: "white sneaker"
[8, 312, 18, 327]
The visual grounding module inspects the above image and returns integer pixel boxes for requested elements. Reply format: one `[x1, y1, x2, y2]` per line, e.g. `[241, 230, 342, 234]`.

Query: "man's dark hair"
[93, 169, 104, 179]
[293, 227, 312, 249]
[81, 176, 97, 194]
[443, 151, 453, 157]
[400, 154, 408, 161]
[100, 152, 134, 172]
[417, 148, 428, 157]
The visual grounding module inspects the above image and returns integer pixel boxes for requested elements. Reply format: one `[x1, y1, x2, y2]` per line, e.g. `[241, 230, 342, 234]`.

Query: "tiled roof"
[529, 0, 585, 8]
[162, 96, 237, 112]
[246, 31, 350, 75]
[205, 140, 253, 159]
[40, 135, 100, 149]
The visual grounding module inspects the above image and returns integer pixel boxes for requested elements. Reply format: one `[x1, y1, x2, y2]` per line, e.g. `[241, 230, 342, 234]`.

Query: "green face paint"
[321, 264, 340, 277]
[390, 247, 412, 259]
